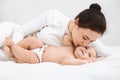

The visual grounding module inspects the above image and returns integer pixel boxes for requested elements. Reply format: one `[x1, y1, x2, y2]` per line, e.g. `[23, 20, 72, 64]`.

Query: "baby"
[4, 37, 98, 65]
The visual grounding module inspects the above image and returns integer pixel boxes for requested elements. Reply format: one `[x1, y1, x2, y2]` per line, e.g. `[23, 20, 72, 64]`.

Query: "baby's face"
[74, 46, 97, 60]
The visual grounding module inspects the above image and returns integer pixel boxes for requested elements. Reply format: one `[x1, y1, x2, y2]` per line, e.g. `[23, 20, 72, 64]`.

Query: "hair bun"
[89, 3, 101, 12]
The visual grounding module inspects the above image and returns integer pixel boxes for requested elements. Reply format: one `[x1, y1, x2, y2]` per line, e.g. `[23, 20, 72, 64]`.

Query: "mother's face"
[72, 26, 101, 47]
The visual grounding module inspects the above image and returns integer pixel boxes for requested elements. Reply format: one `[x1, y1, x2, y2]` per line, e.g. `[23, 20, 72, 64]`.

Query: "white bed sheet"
[0, 46, 120, 80]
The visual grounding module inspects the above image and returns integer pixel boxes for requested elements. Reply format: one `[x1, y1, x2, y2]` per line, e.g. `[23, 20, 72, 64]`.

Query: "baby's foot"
[3, 37, 14, 57]
[4, 37, 14, 47]
[3, 44, 13, 57]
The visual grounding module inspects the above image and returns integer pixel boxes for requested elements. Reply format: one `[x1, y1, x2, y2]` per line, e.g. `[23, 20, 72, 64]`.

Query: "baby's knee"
[26, 37, 36, 41]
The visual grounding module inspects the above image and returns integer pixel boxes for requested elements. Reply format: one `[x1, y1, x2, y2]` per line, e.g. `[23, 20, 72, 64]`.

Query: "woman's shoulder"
[48, 9, 64, 14]
[47, 9, 70, 20]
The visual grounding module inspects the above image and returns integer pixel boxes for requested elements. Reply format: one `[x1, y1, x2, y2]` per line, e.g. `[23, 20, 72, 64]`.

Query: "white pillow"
[0, 49, 10, 61]
[0, 22, 13, 47]
[0, 22, 24, 61]
[91, 39, 120, 57]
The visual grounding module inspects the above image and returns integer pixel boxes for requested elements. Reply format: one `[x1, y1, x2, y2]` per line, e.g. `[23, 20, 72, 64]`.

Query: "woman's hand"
[62, 33, 73, 46]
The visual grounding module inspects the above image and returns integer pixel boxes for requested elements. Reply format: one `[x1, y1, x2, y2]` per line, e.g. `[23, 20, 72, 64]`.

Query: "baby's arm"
[61, 58, 88, 65]
[17, 37, 43, 50]
[62, 34, 73, 46]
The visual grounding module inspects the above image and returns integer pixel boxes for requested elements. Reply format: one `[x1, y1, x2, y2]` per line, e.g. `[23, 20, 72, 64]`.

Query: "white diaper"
[31, 45, 48, 62]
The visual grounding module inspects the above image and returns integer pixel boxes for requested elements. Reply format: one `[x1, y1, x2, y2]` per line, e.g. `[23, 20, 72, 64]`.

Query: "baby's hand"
[97, 57, 105, 60]
[87, 57, 105, 63]
[86, 57, 98, 63]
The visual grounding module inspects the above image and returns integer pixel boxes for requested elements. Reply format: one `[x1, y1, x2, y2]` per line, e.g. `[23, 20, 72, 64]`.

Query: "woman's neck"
[68, 20, 76, 48]
[68, 20, 76, 33]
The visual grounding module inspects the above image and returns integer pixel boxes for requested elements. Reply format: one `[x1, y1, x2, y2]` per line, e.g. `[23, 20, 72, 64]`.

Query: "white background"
[0, 0, 120, 46]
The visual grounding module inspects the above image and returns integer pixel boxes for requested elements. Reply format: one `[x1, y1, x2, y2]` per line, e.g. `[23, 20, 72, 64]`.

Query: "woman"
[1, 3, 110, 61]
[19, 3, 106, 48]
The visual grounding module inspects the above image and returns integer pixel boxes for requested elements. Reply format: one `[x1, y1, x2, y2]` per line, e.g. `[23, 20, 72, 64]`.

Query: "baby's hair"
[90, 46, 98, 58]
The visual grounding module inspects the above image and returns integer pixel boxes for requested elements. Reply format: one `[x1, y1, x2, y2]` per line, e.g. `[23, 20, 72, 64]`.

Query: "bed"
[0, 19, 120, 80]
[0, 1, 120, 79]
[0, 46, 120, 80]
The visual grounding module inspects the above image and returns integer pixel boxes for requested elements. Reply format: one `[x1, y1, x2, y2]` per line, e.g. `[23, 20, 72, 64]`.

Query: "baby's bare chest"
[42, 46, 73, 63]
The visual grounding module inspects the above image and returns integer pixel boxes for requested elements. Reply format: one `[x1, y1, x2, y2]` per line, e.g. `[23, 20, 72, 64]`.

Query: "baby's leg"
[5, 37, 39, 63]
[17, 37, 43, 50]
[13, 57, 24, 63]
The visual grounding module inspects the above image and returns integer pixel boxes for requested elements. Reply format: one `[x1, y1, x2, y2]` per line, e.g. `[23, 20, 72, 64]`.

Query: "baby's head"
[74, 46, 97, 60]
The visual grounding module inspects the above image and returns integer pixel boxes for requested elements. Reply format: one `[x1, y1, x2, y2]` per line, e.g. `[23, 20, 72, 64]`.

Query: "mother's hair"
[75, 3, 106, 35]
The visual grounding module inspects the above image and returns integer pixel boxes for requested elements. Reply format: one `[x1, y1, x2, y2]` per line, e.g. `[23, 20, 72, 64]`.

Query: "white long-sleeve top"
[21, 10, 70, 46]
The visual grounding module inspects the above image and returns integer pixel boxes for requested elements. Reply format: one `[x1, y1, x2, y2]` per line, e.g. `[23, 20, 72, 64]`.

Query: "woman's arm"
[21, 10, 63, 36]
